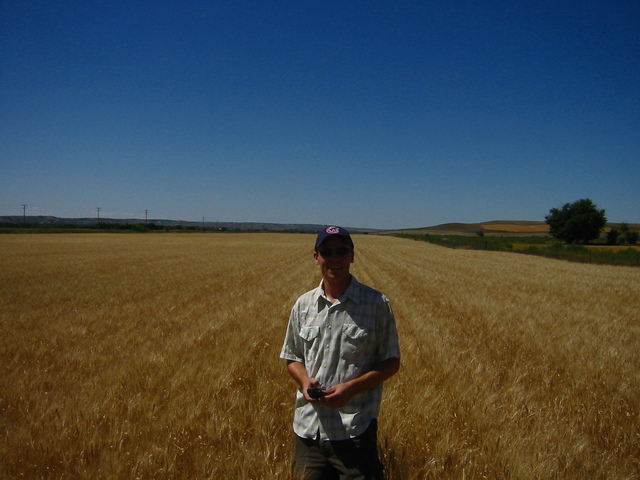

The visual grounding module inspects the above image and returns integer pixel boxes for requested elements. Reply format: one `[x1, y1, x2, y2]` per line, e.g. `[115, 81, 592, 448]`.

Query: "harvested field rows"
[1, 233, 638, 479]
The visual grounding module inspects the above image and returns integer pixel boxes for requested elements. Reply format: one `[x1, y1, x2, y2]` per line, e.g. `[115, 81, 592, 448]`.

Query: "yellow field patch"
[482, 223, 550, 233]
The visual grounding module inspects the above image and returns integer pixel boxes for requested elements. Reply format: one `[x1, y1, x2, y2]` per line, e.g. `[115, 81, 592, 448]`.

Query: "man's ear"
[313, 250, 320, 265]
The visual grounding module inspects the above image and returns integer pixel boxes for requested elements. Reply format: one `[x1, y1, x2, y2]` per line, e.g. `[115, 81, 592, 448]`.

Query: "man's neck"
[322, 275, 352, 303]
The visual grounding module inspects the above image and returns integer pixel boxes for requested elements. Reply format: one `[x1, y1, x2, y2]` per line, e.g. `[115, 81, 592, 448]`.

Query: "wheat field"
[1, 233, 638, 479]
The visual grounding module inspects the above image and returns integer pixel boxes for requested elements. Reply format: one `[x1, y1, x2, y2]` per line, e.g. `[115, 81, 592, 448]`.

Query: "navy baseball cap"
[315, 226, 354, 249]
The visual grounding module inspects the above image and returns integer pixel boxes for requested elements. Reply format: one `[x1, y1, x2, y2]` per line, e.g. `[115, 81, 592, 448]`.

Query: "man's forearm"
[286, 360, 310, 388]
[343, 357, 400, 396]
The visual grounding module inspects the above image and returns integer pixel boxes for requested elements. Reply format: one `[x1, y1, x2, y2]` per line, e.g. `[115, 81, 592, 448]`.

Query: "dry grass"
[1, 233, 638, 479]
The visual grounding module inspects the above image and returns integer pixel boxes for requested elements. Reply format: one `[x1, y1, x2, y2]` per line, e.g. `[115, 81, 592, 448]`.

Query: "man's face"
[314, 236, 354, 280]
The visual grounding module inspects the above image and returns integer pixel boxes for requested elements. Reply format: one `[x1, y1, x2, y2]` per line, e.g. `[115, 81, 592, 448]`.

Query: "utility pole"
[97, 207, 101, 221]
[145, 210, 149, 224]
[21, 204, 27, 223]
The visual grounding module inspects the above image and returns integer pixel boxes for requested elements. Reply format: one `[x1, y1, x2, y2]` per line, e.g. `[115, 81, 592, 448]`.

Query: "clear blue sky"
[1, 1, 638, 229]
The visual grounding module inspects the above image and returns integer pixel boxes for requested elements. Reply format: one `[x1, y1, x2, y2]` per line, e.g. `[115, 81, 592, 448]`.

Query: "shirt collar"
[314, 275, 362, 305]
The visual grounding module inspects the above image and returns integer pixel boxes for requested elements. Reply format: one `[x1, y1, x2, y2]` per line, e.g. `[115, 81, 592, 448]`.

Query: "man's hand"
[287, 361, 325, 403]
[322, 357, 401, 409]
[287, 357, 400, 408]
[321, 383, 354, 409]
[303, 378, 323, 402]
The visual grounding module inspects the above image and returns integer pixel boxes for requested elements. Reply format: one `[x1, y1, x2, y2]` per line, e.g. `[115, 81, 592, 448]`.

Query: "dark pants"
[292, 420, 385, 480]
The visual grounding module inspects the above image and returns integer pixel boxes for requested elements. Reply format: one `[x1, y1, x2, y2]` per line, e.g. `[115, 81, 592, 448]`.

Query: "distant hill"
[2, 217, 636, 235]
[381, 221, 550, 237]
[0, 216, 369, 233]
[381, 220, 639, 237]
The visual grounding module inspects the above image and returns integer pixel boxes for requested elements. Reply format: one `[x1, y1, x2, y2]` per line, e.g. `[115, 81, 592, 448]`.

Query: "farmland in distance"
[1, 233, 638, 479]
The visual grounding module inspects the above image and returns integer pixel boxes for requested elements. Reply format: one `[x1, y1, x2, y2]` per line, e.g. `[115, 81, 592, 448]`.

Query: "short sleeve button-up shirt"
[280, 276, 400, 440]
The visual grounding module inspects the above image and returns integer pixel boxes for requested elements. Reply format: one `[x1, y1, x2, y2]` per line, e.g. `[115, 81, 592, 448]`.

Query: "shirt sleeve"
[375, 294, 401, 362]
[280, 300, 304, 362]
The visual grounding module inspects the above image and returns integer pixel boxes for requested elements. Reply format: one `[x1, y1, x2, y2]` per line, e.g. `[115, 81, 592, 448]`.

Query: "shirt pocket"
[341, 324, 369, 363]
[300, 325, 319, 343]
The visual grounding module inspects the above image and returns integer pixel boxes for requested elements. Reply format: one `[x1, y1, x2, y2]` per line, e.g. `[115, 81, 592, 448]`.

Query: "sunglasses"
[318, 246, 351, 258]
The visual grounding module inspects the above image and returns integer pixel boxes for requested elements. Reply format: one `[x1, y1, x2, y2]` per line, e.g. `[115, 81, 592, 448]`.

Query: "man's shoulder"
[350, 277, 388, 303]
[294, 284, 322, 306]
[354, 278, 381, 295]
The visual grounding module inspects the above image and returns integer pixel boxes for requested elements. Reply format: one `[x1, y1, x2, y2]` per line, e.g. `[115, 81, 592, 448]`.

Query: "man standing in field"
[280, 226, 401, 480]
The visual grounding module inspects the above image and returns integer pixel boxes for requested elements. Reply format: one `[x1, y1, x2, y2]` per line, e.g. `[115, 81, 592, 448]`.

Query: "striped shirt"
[280, 276, 400, 441]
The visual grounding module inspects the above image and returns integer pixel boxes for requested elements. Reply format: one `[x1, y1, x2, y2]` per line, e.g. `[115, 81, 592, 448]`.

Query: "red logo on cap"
[326, 226, 340, 234]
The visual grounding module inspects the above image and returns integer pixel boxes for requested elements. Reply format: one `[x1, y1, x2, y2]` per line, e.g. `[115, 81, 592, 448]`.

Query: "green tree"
[545, 198, 607, 244]
[606, 227, 620, 246]
[620, 223, 639, 245]
[626, 231, 639, 244]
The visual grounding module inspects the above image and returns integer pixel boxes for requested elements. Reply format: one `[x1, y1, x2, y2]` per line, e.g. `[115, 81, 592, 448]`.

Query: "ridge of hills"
[382, 220, 640, 236]
[382, 220, 551, 236]
[0, 216, 332, 233]
[1, 216, 637, 235]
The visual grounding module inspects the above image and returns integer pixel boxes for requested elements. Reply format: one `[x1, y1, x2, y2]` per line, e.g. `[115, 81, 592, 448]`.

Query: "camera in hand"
[307, 387, 325, 399]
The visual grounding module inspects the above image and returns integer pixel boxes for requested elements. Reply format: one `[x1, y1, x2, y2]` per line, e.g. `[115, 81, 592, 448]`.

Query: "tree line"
[545, 198, 637, 245]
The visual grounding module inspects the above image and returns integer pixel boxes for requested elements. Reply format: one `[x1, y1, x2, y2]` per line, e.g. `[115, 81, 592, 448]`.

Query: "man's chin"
[325, 268, 348, 278]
